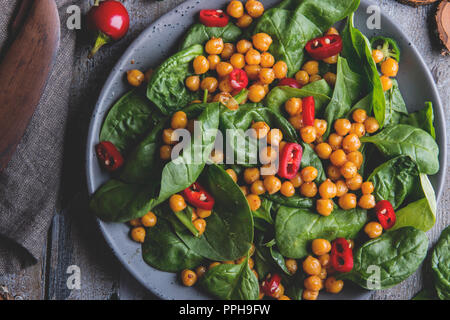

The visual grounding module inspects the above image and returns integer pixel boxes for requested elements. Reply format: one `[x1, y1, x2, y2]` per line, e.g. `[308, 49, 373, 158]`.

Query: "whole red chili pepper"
[374, 200, 396, 229]
[229, 68, 249, 91]
[182, 182, 215, 210]
[330, 238, 353, 273]
[95, 141, 124, 171]
[261, 273, 282, 297]
[302, 96, 315, 126]
[277, 78, 302, 89]
[87, 0, 130, 58]
[278, 143, 303, 180]
[305, 34, 343, 60]
[199, 9, 229, 27]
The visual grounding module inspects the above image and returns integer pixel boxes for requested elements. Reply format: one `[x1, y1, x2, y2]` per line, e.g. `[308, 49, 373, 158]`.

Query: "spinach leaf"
[367, 155, 419, 209]
[283, 271, 306, 300]
[141, 218, 204, 272]
[253, 198, 274, 225]
[200, 256, 259, 300]
[275, 206, 368, 258]
[391, 174, 436, 232]
[360, 124, 439, 175]
[343, 227, 428, 289]
[384, 79, 408, 126]
[431, 225, 450, 300]
[401, 102, 436, 139]
[323, 56, 363, 137]
[100, 90, 163, 154]
[180, 23, 242, 50]
[255, 244, 291, 276]
[300, 142, 326, 184]
[263, 193, 314, 209]
[147, 44, 203, 115]
[347, 94, 371, 117]
[174, 206, 200, 237]
[264, 80, 332, 116]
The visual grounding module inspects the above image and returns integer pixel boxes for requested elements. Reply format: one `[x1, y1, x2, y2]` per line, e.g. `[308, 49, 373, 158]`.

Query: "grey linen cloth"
[0, 0, 76, 274]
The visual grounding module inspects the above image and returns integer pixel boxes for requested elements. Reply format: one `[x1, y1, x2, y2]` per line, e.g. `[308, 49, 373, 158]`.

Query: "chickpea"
[309, 74, 322, 83]
[278, 295, 291, 300]
[245, 48, 261, 65]
[144, 68, 153, 83]
[254, 81, 269, 94]
[226, 168, 238, 182]
[289, 114, 303, 130]
[361, 181, 374, 194]
[280, 181, 295, 197]
[160, 145, 172, 160]
[236, 39, 252, 54]
[131, 227, 146, 243]
[207, 55, 220, 71]
[248, 84, 266, 102]
[209, 262, 221, 270]
[240, 185, 249, 196]
[205, 37, 224, 55]
[246, 0, 264, 18]
[315, 142, 332, 159]
[260, 163, 278, 177]
[221, 43, 236, 60]
[372, 49, 384, 64]
[364, 117, 380, 134]
[381, 58, 399, 77]
[302, 289, 319, 300]
[246, 194, 261, 211]
[358, 194, 376, 209]
[129, 218, 142, 227]
[264, 175, 282, 195]
[365, 221, 383, 238]
[252, 33, 272, 52]
[284, 97, 302, 116]
[330, 149, 347, 167]
[302, 60, 319, 75]
[273, 61, 288, 79]
[319, 179, 337, 199]
[181, 269, 198, 287]
[300, 182, 318, 198]
[311, 239, 331, 256]
[216, 62, 234, 77]
[347, 239, 355, 249]
[303, 256, 321, 275]
[169, 194, 186, 212]
[304, 275, 323, 291]
[335, 180, 348, 197]
[248, 258, 255, 269]
[301, 166, 318, 182]
[272, 284, 285, 299]
[352, 108, 368, 123]
[244, 167, 260, 185]
[218, 77, 233, 93]
[321, 72, 336, 87]
[316, 198, 334, 216]
[328, 133, 343, 150]
[325, 277, 344, 293]
[294, 70, 309, 86]
[319, 267, 327, 280]
[193, 55, 209, 74]
[323, 54, 338, 64]
[290, 172, 303, 188]
[195, 266, 207, 278]
[230, 53, 246, 69]
[343, 133, 361, 153]
[259, 52, 275, 68]
[210, 149, 224, 164]
[163, 128, 176, 145]
[227, 0, 244, 18]
[244, 64, 261, 80]
[340, 161, 358, 179]
[193, 218, 206, 235]
[127, 69, 145, 87]
[171, 111, 188, 129]
[380, 75, 393, 91]
[319, 254, 330, 267]
[141, 211, 157, 227]
[185, 75, 200, 91]
[314, 119, 328, 137]
[284, 258, 298, 275]
[197, 208, 212, 219]
[259, 68, 275, 84]
[250, 180, 265, 195]
[251, 121, 270, 139]
[236, 13, 253, 28]
[347, 151, 363, 169]
[326, 27, 340, 35]
[300, 126, 317, 144]
[201, 77, 218, 93]
[346, 174, 362, 191]
[267, 129, 283, 146]
[327, 165, 342, 181]
[338, 193, 357, 210]
[334, 118, 352, 136]
[350, 122, 366, 137]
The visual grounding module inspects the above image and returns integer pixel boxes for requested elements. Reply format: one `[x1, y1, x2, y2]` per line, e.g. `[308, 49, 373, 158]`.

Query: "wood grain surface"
[0, 0, 448, 300]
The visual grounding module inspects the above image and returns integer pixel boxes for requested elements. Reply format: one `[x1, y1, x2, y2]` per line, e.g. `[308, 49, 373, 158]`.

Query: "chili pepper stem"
[88, 32, 110, 59]
[203, 89, 209, 103]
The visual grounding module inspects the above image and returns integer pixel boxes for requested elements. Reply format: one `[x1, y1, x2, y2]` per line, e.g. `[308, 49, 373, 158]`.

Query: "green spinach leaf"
[431, 225, 450, 300]
[181, 23, 241, 50]
[384, 79, 408, 126]
[263, 193, 314, 209]
[401, 102, 436, 139]
[300, 142, 326, 184]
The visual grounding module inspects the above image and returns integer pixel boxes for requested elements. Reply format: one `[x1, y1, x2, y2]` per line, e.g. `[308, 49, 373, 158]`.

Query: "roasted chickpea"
[358, 194, 376, 209]
[340, 161, 358, 179]
[342, 133, 361, 152]
[169, 194, 187, 212]
[240, 185, 249, 196]
[250, 180, 266, 195]
[252, 33, 273, 52]
[181, 269, 197, 287]
[264, 175, 282, 194]
[323, 72, 336, 87]
[244, 64, 261, 80]
[310, 74, 322, 83]
[260, 163, 278, 176]
[267, 128, 283, 146]
[171, 111, 187, 129]
[316, 198, 334, 216]
[290, 172, 303, 188]
[273, 61, 288, 79]
[302, 289, 319, 300]
[352, 108, 368, 123]
[380, 75, 393, 91]
[251, 121, 270, 139]
[160, 145, 172, 160]
[236, 39, 252, 54]
[197, 208, 212, 219]
[201, 77, 218, 93]
[302, 60, 319, 75]
[127, 69, 145, 87]
[350, 122, 366, 137]
[230, 53, 246, 69]
[319, 267, 327, 280]
[346, 173, 363, 191]
[323, 54, 338, 64]
[327, 165, 342, 181]
[280, 181, 295, 197]
[295, 70, 309, 86]
[254, 81, 269, 94]
[227, 0, 244, 18]
[278, 295, 291, 300]
[236, 13, 253, 28]
[381, 58, 399, 77]
[193, 218, 206, 235]
[372, 49, 384, 63]
[300, 182, 318, 198]
[246, 0, 264, 18]
[326, 27, 340, 35]
[334, 118, 352, 136]
[284, 97, 302, 116]
[259, 52, 275, 68]
[347, 239, 355, 249]
[319, 254, 330, 267]
[205, 37, 224, 55]
[330, 149, 347, 167]
[216, 61, 234, 77]
[319, 179, 337, 199]
[312, 120, 326, 137]
[195, 266, 207, 278]
[185, 75, 200, 91]
[361, 181, 374, 194]
[304, 275, 323, 291]
[163, 128, 176, 145]
[365, 221, 383, 238]
[289, 114, 303, 130]
[338, 192, 357, 210]
[301, 166, 318, 182]
[335, 179, 348, 197]
[207, 55, 220, 71]
[300, 126, 317, 144]
[312, 239, 331, 256]
[210, 149, 224, 164]
[315, 142, 332, 159]
[325, 277, 344, 293]
[246, 194, 261, 211]
[272, 284, 285, 299]
[328, 133, 343, 150]
[209, 262, 221, 270]
[347, 151, 363, 168]
[193, 55, 209, 74]
[364, 117, 380, 134]
[221, 43, 236, 60]
[245, 48, 261, 65]
[141, 211, 157, 227]
[303, 256, 321, 276]
[131, 227, 146, 243]
[248, 84, 266, 102]
[259, 68, 275, 84]
[283, 258, 298, 275]
[225, 169, 238, 183]
[129, 218, 142, 227]
[244, 167, 260, 185]
[219, 77, 233, 93]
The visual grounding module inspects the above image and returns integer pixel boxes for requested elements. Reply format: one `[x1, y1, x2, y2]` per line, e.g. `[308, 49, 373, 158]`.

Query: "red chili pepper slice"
[182, 182, 215, 210]
[277, 77, 302, 89]
[305, 35, 343, 60]
[330, 238, 353, 273]
[261, 273, 281, 297]
[278, 143, 303, 180]
[95, 141, 124, 172]
[374, 200, 396, 229]
[302, 96, 315, 126]
[199, 9, 229, 27]
[229, 68, 249, 91]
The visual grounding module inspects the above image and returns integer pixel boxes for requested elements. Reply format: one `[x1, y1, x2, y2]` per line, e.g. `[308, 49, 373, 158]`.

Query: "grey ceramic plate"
[86, 0, 447, 300]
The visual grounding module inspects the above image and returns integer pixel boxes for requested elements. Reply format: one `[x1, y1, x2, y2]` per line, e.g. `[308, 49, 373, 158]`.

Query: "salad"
[90, 0, 442, 300]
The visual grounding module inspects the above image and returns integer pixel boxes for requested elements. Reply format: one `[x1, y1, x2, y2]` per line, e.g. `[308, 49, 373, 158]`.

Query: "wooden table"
[0, 0, 448, 300]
